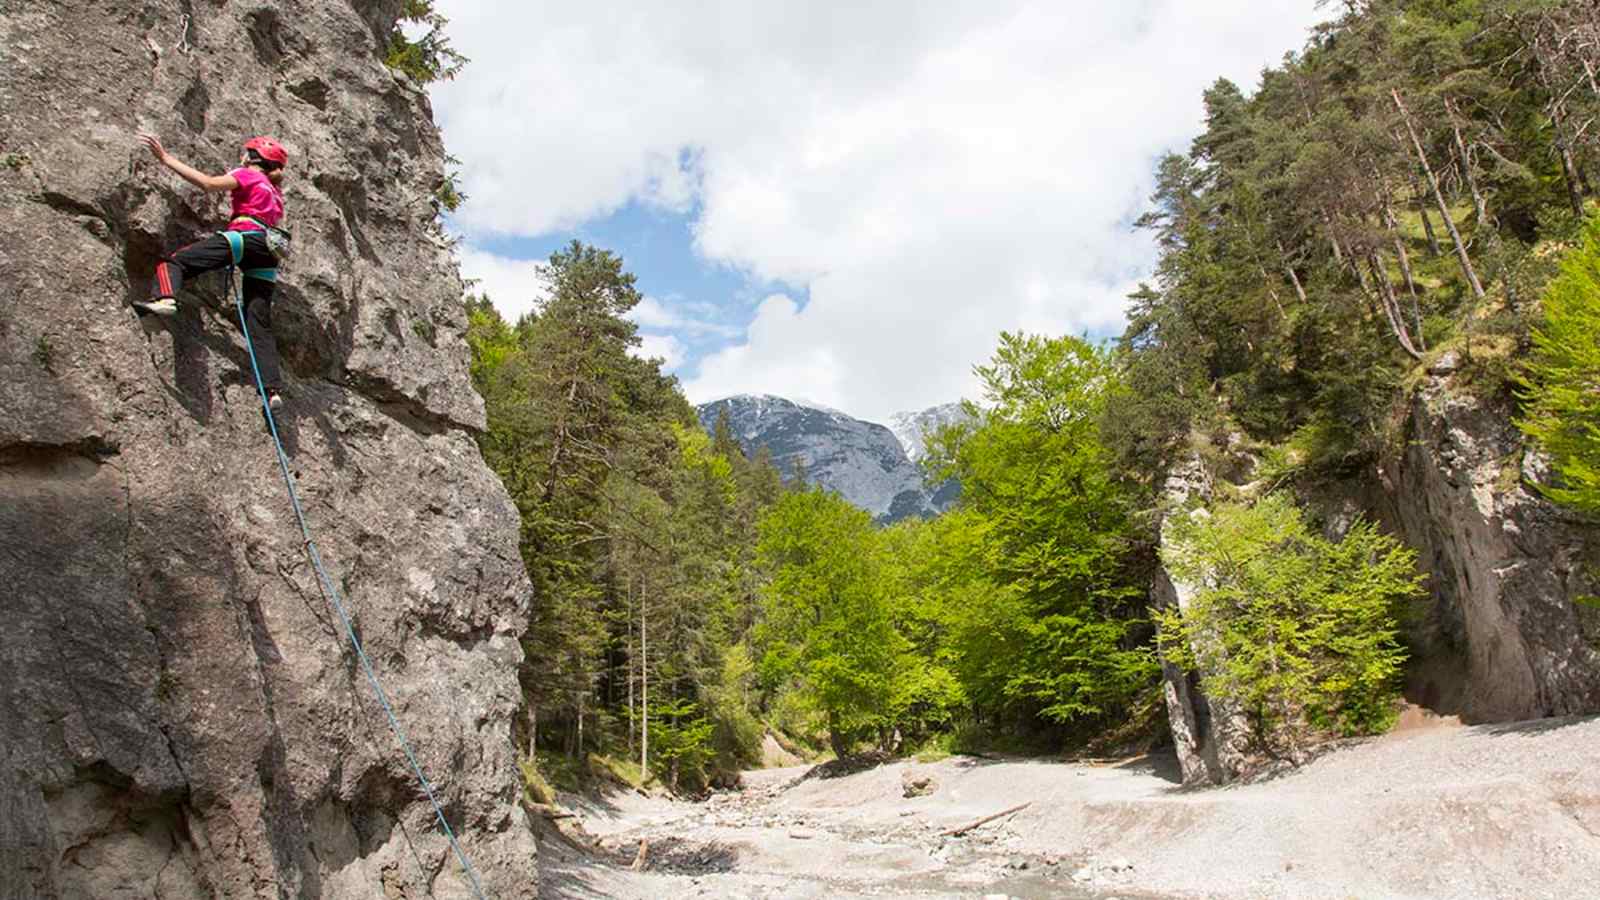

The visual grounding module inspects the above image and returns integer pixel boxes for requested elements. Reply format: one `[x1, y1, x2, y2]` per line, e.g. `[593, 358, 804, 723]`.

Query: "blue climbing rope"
[228, 265, 490, 899]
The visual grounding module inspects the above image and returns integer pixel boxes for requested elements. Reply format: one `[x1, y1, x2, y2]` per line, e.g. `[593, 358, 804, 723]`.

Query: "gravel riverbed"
[537, 715, 1599, 899]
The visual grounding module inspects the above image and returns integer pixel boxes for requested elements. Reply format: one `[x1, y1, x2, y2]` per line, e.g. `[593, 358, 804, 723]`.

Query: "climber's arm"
[139, 134, 239, 192]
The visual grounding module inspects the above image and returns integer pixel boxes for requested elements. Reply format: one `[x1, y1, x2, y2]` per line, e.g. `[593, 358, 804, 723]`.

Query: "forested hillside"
[468, 0, 1600, 794]
[1115, 0, 1594, 474]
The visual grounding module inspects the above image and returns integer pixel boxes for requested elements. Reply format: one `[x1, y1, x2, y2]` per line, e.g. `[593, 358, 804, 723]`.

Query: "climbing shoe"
[133, 297, 178, 317]
[267, 391, 283, 412]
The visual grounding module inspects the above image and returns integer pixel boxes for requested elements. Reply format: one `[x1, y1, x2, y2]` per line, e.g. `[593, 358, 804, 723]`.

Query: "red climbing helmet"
[242, 136, 288, 168]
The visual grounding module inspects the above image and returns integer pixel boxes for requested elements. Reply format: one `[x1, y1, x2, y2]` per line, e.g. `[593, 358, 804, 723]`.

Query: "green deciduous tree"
[755, 488, 907, 756]
[926, 333, 1157, 733]
[1156, 494, 1422, 758]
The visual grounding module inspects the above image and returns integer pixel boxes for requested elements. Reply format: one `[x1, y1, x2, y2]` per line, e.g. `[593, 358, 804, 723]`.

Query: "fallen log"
[938, 802, 1032, 838]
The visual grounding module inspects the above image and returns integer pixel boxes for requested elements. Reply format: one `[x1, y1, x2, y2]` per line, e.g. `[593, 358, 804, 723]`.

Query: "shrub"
[33, 335, 53, 372]
[384, 0, 467, 84]
[518, 756, 555, 807]
[434, 167, 467, 213]
[1156, 494, 1422, 759]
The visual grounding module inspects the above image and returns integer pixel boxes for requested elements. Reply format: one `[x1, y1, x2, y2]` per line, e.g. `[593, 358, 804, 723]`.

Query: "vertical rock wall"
[0, 1, 536, 896]
[1154, 366, 1600, 785]
[1378, 367, 1600, 721]
[1151, 457, 1253, 786]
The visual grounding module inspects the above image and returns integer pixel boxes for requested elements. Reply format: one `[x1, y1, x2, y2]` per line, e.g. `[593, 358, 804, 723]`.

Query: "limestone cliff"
[1355, 360, 1600, 721]
[0, 1, 536, 896]
[1155, 363, 1600, 785]
[1150, 457, 1253, 786]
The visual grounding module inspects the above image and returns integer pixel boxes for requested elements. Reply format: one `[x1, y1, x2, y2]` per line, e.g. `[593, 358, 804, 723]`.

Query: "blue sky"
[432, 1, 1328, 422]
[457, 198, 807, 376]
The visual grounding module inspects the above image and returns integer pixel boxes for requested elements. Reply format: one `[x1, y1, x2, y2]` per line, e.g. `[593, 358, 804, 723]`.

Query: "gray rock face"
[886, 402, 969, 464]
[698, 395, 955, 522]
[1374, 374, 1600, 721]
[1151, 457, 1253, 786]
[1156, 374, 1600, 785]
[0, 2, 536, 897]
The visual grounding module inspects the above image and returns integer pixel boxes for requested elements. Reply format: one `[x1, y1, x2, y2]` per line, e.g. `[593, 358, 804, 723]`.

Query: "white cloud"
[634, 333, 687, 370]
[456, 247, 547, 322]
[629, 296, 741, 338]
[433, 1, 1327, 420]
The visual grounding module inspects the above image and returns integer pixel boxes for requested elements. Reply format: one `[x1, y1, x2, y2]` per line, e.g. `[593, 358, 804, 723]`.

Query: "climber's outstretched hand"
[139, 133, 170, 164]
[135, 134, 230, 191]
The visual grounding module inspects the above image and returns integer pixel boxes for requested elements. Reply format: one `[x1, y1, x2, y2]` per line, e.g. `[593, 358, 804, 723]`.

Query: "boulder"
[901, 767, 938, 798]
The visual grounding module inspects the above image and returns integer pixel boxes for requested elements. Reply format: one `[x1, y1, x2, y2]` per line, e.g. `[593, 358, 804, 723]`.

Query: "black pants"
[154, 231, 283, 392]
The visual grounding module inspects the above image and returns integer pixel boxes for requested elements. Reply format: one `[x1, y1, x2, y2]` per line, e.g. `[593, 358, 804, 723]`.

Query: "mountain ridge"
[696, 395, 961, 522]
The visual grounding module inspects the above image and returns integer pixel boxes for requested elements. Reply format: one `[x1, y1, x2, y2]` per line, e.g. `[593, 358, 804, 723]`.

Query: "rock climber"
[133, 133, 291, 411]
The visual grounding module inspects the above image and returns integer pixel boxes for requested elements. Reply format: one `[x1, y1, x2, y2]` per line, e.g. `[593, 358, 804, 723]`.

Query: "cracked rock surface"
[1153, 370, 1600, 786]
[0, 1, 536, 896]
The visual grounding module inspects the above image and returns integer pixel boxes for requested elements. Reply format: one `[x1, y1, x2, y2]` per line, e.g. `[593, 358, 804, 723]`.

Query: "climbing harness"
[231, 216, 293, 257]
[228, 264, 490, 900]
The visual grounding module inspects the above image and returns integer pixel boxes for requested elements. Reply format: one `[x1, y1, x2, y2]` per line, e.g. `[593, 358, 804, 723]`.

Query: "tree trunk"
[1353, 248, 1375, 297]
[1417, 197, 1442, 257]
[1392, 88, 1486, 300]
[827, 711, 849, 759]
[1377, 197, 1426, 350]
[627, 659, 636, 755]
[1545, 92, 1585, 216]
[633, 589, 640, 771]
[1555, 129, 1587, 217]
[526, 702, 538, 758]
[1523, 20, 1589, 216]
[1368, 252, 1423, 360]
[1442, 98, 1489, 230]
[575, 692, 584, 762]
[1399, 139, 1443, 258]
[1277, 241, 1309, 305]
[1258, 265, 1287, 320]
[1321, 208, 1346, 266]
[539, 378, 581, 505]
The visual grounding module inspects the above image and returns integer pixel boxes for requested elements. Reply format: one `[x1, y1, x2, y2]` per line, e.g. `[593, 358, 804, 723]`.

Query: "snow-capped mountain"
[696, 395, 961, 523]
[887, 402, 971, 463]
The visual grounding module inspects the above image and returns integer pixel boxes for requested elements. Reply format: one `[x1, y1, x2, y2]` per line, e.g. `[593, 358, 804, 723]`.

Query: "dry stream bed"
[536, 716, 1599, 899]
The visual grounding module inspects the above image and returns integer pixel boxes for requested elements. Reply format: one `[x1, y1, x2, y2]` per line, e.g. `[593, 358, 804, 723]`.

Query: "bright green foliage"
[1157, 494, 1422, 755]
[701, 645, 764, 778]
[1519, 218, 1600, 515]
[756, 488, 909, 756]
[634, 698, 716, 790]
[876, 522, 964, 742]
[434, 155, 467, 214]
[925, 333, 1157, 730]
[385, 0, 467, 84]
